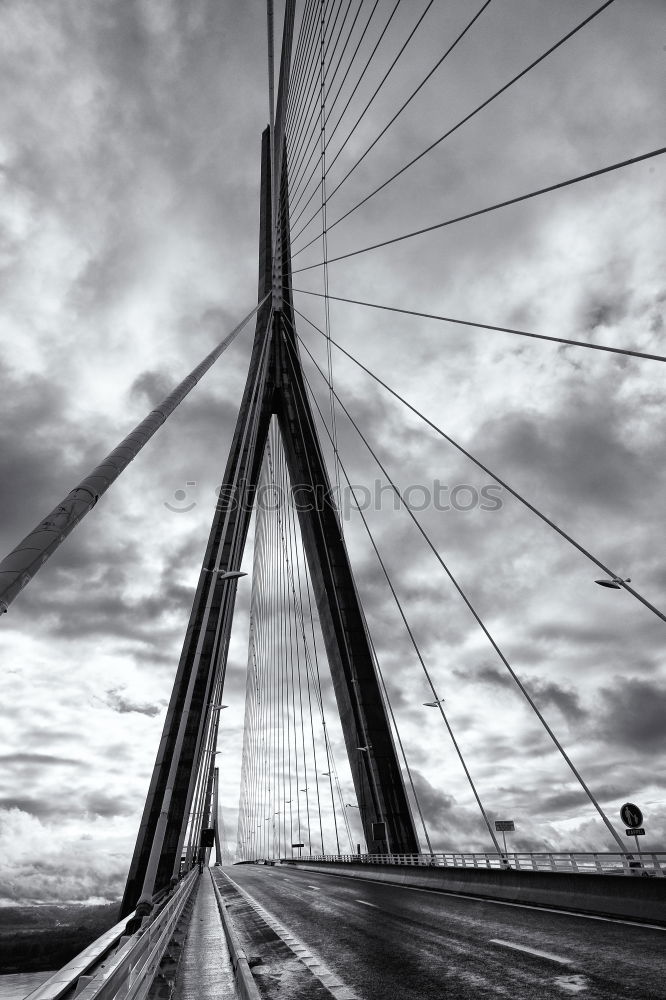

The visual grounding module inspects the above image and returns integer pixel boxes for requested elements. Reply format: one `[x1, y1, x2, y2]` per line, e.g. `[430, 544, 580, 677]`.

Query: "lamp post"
[345, 803, 365, 855]
[423, 694, 504, 857]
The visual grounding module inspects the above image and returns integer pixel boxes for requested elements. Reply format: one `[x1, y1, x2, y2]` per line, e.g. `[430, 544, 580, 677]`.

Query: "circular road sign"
[620, 802, 643, 829]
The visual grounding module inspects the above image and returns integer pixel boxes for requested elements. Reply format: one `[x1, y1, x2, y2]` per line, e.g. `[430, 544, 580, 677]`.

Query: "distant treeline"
[0, 902, 120, 974]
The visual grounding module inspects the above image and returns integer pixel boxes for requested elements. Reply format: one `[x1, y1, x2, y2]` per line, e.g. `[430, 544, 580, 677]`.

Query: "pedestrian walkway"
[173, 872, 237, 1000]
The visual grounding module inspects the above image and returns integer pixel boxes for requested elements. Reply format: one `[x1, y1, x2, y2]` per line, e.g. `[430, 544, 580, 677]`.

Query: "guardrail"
[210, 870, 262, 1000]
[26, 870, 199, 1000]
[279, 851, 666, 877]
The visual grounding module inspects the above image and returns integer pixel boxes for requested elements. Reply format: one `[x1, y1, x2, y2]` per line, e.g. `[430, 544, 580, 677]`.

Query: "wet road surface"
[224, 864, 666, 1000]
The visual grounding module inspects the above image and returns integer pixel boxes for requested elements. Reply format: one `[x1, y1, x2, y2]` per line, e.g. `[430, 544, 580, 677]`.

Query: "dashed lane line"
[355, 900, 379, 909]
[490, 939, 572, 965]
[287, 868, 666, 931]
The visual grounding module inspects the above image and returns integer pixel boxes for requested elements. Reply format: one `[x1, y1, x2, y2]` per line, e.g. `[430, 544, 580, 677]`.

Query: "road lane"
[225, 864, 666, 1000]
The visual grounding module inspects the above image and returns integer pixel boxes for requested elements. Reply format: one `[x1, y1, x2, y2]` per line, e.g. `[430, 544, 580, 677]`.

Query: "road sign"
[495, 821, 515, 832]
[620, 802, 643, 828]
[626, 828, 645, 836]
[291, 842, 305, 848]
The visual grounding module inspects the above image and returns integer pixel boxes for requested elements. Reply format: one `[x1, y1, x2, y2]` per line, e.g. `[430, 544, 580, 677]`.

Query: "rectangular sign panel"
[495, 821, 515, 832]
[626, 828, 645, 835]
[372, 822, 387, 841]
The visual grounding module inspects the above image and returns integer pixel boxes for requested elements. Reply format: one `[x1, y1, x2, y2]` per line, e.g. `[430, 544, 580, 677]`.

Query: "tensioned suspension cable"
[318, 0, 343, 522]
[287, 0, 357, 196]
[292, 320, 629, 852]
[326, 0, 485, 185]
[286, 0, 323, 131]
[291, 288, 666, 363]
[279, 336, 385, 833]
[289, 0, 379, 220]
[289, 0, 397, 226]
[0, 295, 269, 616]
[152, 298, 275, 883]
[287, 0, 343, 181]
[294, 0, 401, 204]
[292, 0, 618, 254]
[157, 301, 275, 877]
[283, 450, 326, 853]
[286, 0, 328, 133]
[270, 423, 331, 853]
[283, 331, 435, 851]
[290, 0, 436, 226]
[291, 0, 490, 241]
[293, 305, 666, 625]
[285, 329, 498, 856]
[293, 146, 666, 271]
[284, 485, 353, 854]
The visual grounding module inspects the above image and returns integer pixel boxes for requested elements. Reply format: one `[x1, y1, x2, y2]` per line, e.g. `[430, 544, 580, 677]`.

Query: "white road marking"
[307, 885, 320, 890]
[355, 899, 379, 908]
[290, 869, 666, 931]
[490, 939, 572, 965]
[222, 871, 359, 1000]
[554, 974, 590, 994]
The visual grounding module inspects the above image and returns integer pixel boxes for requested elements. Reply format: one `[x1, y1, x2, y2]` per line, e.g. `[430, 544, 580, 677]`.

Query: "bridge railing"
[282, 852, 666, 877]
[26, 869, 199, 1000]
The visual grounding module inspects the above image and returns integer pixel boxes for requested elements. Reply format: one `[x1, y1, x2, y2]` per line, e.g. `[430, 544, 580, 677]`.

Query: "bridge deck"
[224, 863, 666, 1000]
[173, 873, 237, 1000]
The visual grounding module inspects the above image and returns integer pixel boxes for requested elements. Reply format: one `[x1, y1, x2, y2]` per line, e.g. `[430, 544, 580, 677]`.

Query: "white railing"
[26, 870, 199, 1000]
[281, 851, 666, 877]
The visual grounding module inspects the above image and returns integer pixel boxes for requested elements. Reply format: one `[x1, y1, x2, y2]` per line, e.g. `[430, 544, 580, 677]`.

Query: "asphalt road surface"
[225, 864, 666, 1000]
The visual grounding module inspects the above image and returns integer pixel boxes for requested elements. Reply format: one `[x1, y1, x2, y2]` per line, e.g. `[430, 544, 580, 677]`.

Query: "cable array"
[234, 0, 662, 859]
[237, 419, 354, 859]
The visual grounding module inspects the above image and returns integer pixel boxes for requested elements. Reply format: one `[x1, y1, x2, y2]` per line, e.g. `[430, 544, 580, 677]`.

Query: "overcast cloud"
[0, 0, 664, 904]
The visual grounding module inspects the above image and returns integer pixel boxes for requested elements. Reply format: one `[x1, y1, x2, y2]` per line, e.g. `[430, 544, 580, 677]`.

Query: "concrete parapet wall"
[286, 861, 666, 925]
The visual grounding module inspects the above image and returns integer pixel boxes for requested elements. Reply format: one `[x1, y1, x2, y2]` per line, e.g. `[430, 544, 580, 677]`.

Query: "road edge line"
[220, 869, 358, 1000]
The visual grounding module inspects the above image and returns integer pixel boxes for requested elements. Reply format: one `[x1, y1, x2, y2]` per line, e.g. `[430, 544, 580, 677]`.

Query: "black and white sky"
[0, 0, 664, 904]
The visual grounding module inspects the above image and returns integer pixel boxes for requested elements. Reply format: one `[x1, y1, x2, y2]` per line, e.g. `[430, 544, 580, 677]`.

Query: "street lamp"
[423, 698, 445, 707]
[203, 569, 248, 580]
[595, 576, 631, 589]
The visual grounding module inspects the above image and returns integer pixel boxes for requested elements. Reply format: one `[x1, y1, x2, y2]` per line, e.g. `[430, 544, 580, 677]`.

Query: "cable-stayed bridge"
[1, 1, 665, 997]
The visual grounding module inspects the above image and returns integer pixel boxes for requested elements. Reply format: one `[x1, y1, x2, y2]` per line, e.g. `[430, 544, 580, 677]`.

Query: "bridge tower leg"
[121, 6, 418, 917]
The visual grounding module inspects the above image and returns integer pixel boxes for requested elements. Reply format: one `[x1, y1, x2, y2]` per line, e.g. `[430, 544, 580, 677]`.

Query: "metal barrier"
[26, 870, 199, 1000]
[280, 851, 666, 877]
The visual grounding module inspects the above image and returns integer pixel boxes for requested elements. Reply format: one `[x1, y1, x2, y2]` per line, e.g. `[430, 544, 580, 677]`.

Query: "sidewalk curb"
[209, 870, 262, 1000]
[220, 870, 358, 1000]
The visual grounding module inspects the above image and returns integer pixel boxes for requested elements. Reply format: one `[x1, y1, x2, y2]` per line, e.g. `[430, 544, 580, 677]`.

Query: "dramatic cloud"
[103, 688, 163, 718]
[599, 677, 666, 754]
[1, 0, 664, 904]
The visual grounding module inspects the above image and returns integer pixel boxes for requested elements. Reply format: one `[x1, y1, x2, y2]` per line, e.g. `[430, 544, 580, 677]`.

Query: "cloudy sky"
[0, 0, 664, 905]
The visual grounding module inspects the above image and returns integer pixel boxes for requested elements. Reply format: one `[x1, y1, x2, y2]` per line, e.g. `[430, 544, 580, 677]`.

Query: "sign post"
[619, 802, 645, 864]
[495, 820, 515, 855]
[292, 841, 305, 858]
